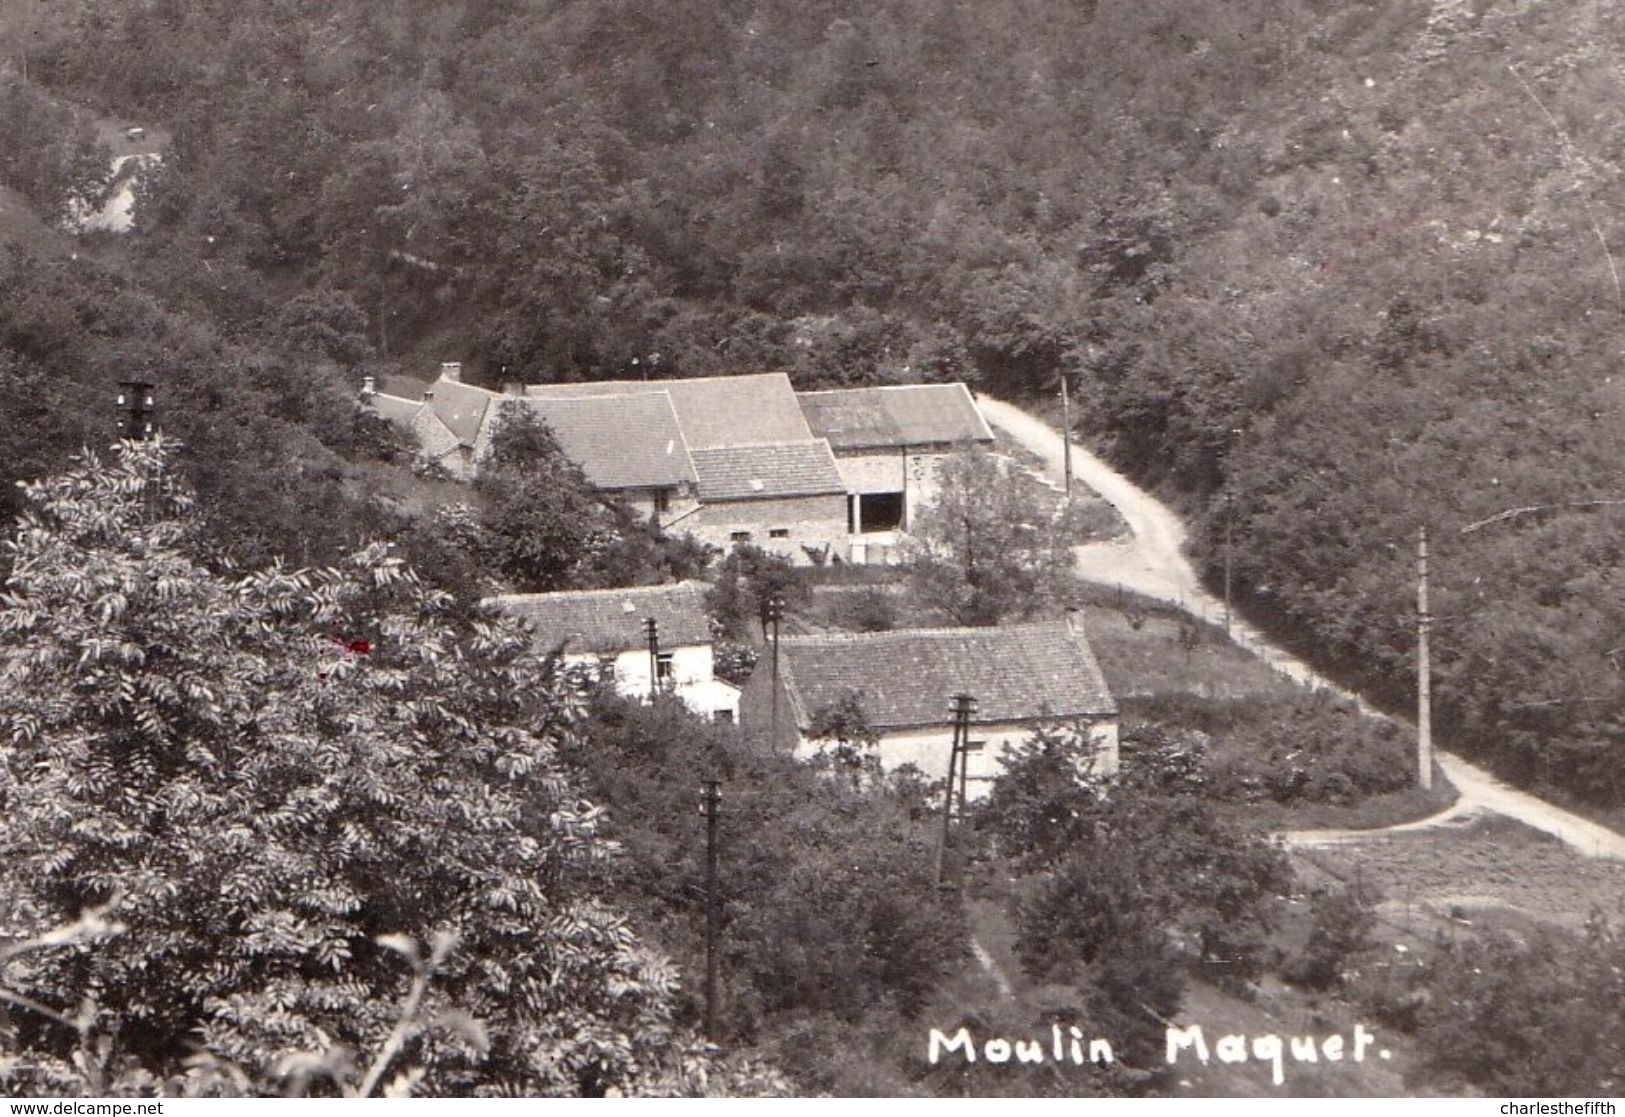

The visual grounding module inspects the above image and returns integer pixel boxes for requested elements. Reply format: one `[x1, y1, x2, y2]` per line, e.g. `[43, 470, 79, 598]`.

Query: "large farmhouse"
[363, 364, 993, 564]
[524, 372, 849, 558]
[739, 616, 1118, 798]
[484, 581, 740, 722]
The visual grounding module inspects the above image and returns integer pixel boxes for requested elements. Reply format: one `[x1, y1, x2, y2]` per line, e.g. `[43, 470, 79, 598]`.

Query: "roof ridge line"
[690, 438, 837, 452]
[481, 580, 703, 605]
[799, 382, 970, 395]
[524, 371, 790, 391]
[779, 620, 1070, 643]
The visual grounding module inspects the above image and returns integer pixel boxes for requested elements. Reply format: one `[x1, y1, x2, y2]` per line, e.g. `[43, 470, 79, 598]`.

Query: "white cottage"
[485, 581, 740, 721]
[742, 617, 1117, 797]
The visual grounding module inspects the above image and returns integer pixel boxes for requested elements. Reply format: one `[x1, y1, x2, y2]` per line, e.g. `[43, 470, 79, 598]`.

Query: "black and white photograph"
[1, 0, 1623, 1103]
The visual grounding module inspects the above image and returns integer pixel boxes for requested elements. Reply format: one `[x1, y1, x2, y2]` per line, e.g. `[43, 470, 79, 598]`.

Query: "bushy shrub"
[0, 442, 758, 1096]
[820, 586, 900, 632]
[1128, 692, 1413, 805]
[1354, 919, 1625, 1096]
[1284, 885, 1378, 991]
[983, 726, 1293, 1058]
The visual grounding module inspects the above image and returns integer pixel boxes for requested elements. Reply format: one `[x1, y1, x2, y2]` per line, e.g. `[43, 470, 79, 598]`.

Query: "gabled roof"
[377, 374, 430, 400]
[521, 394, 697, 490]
[775, 620, 1115, 732]
[365, 392, 426, 425]
[798, 383, 994, 451]
[484, 581, 714, 655]
[690, 440, 846, 501]
[427, 378, 499, 447]
[526, 372, 812, 449]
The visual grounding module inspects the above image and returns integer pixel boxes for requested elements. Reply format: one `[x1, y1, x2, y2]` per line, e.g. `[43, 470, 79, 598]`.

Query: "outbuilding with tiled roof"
[798, 383, 994, 452]
[741, 616, 1118, 796]
[689, 440, 846, 502]
[520, 393, 698, 492]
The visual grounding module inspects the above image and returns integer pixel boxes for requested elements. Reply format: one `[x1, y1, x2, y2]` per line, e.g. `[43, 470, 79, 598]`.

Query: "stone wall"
[680, 493, 848, 563]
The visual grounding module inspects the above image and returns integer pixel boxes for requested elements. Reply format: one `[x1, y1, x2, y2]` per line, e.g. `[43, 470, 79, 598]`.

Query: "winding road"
[978, 396, 1625, 860]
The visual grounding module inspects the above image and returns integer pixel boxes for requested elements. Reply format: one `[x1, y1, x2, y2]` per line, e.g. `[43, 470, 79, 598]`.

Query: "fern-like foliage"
[0, 440, 786, 1097]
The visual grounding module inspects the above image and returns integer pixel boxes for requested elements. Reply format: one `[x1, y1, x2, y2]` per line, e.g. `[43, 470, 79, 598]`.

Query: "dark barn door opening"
[858, 491, 905, 532]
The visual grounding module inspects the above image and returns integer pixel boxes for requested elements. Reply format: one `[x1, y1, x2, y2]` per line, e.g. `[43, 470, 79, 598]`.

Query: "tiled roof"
[776, 621, 1115, 732]
[526, 372, 813, 449]
[427, 378, 498, 447]
[798, 383, 993, 451]
[377, 374, 430, 400]
[483, 581, 714, 654]
[520, 394, 697, 490]
[365, 392, 425, 425]
[690, 440, 846, 501]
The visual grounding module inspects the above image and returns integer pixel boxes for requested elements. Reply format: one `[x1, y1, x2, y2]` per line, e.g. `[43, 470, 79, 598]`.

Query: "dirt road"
[977, 396, 1625, 860]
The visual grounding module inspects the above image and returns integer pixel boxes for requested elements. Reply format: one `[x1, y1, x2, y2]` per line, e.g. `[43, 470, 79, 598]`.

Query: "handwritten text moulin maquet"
[927, 1022, 1391, 1086]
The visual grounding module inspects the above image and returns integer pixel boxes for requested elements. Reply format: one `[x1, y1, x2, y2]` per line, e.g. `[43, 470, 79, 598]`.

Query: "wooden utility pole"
[1417, 526, 1433, 790]
[958, 732, 972, 821]
[935, 694, 976, 885]
[644, 617, 660, 702]
[1060, 374, 1073, 500]
[765, 595, 784, 745]
[935, 705, 961, 885]
[1223, 487, 1234, 635]
[699, 779, 722, 1041]
[1223, 428, 1244, 636]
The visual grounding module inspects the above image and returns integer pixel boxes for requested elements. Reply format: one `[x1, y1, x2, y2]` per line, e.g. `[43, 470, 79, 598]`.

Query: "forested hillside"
[3, 0, 1624, 812]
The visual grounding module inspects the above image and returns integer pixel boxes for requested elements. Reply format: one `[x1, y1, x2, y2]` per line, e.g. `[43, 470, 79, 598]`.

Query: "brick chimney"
[422, 388, 435, 401]
[503, 382, 526, 396]
[440, 361, 462, 382]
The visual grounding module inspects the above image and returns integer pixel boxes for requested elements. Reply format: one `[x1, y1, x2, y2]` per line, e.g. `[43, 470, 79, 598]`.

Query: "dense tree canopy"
[0, 441, 773, 1096]
[980, 729, 1293, 1061]
[905, 448, 1078, 625]
[2, 0, 1624, 807]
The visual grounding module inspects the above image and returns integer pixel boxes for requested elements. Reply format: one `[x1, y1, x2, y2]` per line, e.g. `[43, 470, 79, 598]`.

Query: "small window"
[597, 655, 617, 683]
[654, 489, 671, 514]
[656, 652, 675, 681]
[769, 528, 790, 539]
[729, 530, 752, 542]
[714, 709, 735, 724]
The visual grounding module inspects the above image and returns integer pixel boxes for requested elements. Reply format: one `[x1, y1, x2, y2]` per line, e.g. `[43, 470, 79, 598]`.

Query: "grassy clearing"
[344, 458, 476, 519]
[1294, 815, 1625, 937]
[1216, 777, 1456, 833]
[1082, 599, 1296, 701]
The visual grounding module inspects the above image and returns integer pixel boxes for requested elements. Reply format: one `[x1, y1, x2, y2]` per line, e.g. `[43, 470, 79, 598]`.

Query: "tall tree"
[0, 440, 773, 1096]
[905, 447, 1077, 625]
